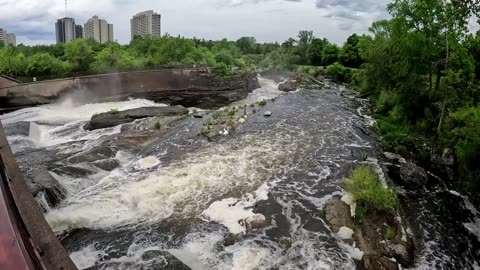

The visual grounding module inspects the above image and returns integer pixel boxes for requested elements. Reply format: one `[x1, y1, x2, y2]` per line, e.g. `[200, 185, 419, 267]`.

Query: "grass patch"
[154, 121, 161, 129]
[110, 108, 120, 114]
[343, 165, 397, 212]
[258, 100, 267, 106]
[385, 227, 395, 241]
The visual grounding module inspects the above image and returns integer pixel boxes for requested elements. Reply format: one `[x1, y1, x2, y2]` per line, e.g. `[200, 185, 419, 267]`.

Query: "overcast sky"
[0, 0, 395, 45]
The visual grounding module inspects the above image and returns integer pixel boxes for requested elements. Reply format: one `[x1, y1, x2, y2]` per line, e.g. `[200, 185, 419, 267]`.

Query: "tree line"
[1, 0, 479, 191]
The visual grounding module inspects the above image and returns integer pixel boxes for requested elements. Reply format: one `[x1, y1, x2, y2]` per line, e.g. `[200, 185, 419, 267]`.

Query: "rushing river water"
[1, 77, 479, 270]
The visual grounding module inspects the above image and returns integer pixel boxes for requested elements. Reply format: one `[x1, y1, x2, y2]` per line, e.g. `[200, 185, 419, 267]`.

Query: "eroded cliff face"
[0, 69, 260, 109]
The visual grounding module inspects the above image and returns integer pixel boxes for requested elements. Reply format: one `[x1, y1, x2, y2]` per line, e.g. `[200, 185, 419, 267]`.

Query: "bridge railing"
[0, 122, 77, 270]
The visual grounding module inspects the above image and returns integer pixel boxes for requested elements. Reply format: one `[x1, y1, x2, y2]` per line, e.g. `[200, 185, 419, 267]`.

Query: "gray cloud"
[0, 0, 387, 45]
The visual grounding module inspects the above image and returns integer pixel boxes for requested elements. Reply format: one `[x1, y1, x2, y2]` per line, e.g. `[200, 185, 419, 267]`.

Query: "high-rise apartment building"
[55, 17, 76, 43]
[75, 25, 83, 39]
[130, 10, 161, 40]
[6, 33, 16, 46]
[84, 16, 114, 43]
[0, 29, 16, 47]
[0, 28, 5, 46]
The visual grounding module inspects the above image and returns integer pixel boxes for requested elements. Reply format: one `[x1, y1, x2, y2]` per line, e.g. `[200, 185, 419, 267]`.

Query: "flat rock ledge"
[84, 106, 189, 130]
[324, 195, 415, 270]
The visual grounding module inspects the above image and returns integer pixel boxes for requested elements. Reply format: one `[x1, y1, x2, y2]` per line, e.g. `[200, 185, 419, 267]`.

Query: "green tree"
[65, 39, 94, 72]
[308, 38, 328, 66]
[340, 34, 363, 68]
[296, 30, 314, 65]
[321, 44, 340, 66]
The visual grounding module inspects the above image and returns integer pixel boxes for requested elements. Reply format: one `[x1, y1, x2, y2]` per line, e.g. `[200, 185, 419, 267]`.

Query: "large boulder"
[398, 161, 428, 189]
[67, 146, 116, 164]
[363, 255, 399, 270]
[278, 80, 299, 92]
[84, 106, 189, 130]
[324, 196, 354, 233]
[27, 169, 67, 208]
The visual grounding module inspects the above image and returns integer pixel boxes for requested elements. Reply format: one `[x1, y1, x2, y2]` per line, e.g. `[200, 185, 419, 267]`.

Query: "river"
[1, 77, 479, 269]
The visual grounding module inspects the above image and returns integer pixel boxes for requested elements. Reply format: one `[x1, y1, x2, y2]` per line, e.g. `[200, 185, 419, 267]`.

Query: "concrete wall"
[0, 75, 19, 89]
[0, 68, 258, 109]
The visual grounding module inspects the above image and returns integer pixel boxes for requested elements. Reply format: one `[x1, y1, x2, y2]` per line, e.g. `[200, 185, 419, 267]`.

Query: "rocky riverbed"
[1, 75, 479, 270]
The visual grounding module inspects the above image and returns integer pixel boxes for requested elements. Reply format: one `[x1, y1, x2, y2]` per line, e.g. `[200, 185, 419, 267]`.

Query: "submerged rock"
[263, 111, 272, 117]
[85, 106, 189, 130]
[67, 146, 116, 164]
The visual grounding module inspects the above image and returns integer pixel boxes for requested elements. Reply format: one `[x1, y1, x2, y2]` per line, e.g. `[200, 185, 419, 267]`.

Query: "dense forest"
[1, 0, 479, 192]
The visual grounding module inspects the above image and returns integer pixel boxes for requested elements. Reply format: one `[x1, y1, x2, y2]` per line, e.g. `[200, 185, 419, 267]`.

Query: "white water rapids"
[1, 76, 480, 270]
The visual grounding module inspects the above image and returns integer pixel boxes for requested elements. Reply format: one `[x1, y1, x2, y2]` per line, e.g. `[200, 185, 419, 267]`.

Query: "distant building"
[0, 29, 16, 47]
[75, 25, 83, 39]
[84, 16, 114, 43]
[6, 33, 16, 46]
[0, 28, 6, 46]
[55, 17, 76, 43]
[130, 10, 161, 40]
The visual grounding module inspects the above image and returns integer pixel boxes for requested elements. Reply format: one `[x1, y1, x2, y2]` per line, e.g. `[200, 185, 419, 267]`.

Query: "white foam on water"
[70, 244, 106, 270]
[233, 76, 284, 106]
[45, 132, 295, 232]
[135, 156, 160, 170]
[464, 218, 480, 242]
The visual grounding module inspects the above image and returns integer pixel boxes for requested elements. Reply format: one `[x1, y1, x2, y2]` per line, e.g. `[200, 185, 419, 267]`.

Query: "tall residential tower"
[84, 16, 114, 43]
[55, 17, 76, 43]
[130, 10, 161, 40]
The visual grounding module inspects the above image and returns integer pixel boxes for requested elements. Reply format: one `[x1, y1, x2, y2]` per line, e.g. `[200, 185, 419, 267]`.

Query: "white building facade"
[84, 16, 114, 43]
[130, 10, 161, 40]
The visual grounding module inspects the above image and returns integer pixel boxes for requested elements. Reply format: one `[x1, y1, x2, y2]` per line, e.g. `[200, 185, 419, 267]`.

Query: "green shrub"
[444, 106, 480, 166]
[343, 166, 398, 212]
[211, 111, 222, 119]
[110, 108, 120, 114]
[326, 62, 356, 84]
[258, 100, 267, 106]
[154, 121, 161, 129]
[385, 227, 395, 241]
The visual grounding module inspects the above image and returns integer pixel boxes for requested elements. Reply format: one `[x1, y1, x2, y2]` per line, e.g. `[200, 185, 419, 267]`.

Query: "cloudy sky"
[0, 0, 393, 45]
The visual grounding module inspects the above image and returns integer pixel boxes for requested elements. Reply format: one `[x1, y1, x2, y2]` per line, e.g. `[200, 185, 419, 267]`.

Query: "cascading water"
[1, 77, 479, 270]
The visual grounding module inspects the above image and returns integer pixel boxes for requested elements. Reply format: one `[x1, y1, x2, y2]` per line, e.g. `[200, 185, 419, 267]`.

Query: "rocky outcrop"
[0, 69, 260, 110]
[397, 161, 428, 189]
[84, 106, 189, 130]
[324, 196, 415, 270]
[27, 169, 67, 208]
[324, 196, 354, 233]
[278, 79, 299, 92]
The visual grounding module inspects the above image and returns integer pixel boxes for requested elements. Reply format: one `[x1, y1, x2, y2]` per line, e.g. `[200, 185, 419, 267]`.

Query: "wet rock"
[278, 79, 299, 92]
[92, 159, 120, 171]
[398, 161, 428, 189]
[224, 233, 241, 246]
[354, 212, 414, 267]
[363, 255, 399, 270]
[441, 148, 455, 166]
[85, 106, 189, 130]
[4, 121, 31, 136]
[383, 152, 406, 164]
[193, 113, 203, 118]
[263, 111, 272, 117]
[246, 214, 267, 230]
[28, 169, 67, 207]
[51, 166, 94, 177]
[67, 146, 116, 164]
[325, 196, 354, 233]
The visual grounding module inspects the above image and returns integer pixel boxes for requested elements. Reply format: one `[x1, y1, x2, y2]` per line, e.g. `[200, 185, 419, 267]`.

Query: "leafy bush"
[258, 100, 267, 106]
[343, 166, 398, 212]
[326, 62, 356, 84]
[154, 121, 161, 129]
[297, 65, 323, 77]
[445, 106, 480, 166]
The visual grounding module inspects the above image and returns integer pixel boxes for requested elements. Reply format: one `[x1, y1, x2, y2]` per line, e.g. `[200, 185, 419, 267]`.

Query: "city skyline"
[0, 0, 478, 46]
